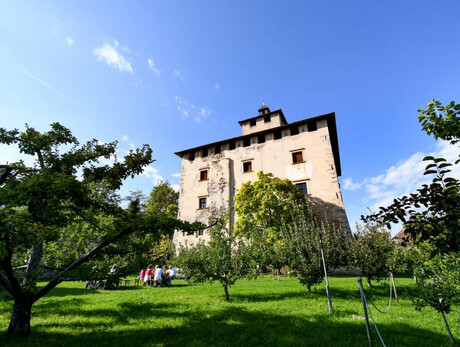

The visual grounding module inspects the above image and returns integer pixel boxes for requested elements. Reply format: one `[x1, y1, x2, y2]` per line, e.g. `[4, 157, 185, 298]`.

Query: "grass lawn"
[0, 275, 458, 346]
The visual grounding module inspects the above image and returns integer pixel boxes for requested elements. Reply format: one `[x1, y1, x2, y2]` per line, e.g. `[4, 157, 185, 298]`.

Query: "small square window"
[250, 119, 256, 126]
[274, 129, 282, 140]
[258, 134, 265, 144]
[296, 182, 308, 195]
[264, 115, 271, 122]
[243, 161, 252, 173]
[199, 197, 207, 209]
[200, 170, 208, 181]
[198, 229, 204, 236]
[229, 141, 236, 150]
[292, 151, 304, 164]
[243, 138, 250, 147]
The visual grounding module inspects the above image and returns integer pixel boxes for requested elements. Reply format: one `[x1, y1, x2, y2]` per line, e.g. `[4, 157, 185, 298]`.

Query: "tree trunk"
[224, 284, 230, 301]
[7, 299, 32, 337]
[367, 277, 371, 287]
[306, 283, 311, 292]
[276, 269, 280, 282]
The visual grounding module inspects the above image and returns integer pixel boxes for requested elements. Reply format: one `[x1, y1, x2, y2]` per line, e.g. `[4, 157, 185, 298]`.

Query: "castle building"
[173, 104, 349, 247]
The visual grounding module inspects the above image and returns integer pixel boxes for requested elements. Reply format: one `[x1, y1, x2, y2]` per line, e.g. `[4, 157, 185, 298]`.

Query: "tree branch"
[33, 226, 134, 302]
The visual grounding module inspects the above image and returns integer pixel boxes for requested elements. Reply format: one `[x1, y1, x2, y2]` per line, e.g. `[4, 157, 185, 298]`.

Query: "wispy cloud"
[174, 95, 213, 124]
[93, 40, 133, 74]
[214, 83, 220, 90]
[171, 173, 181, 178]
[173, 69, 183, 80]
[22, 69, 67, 98]
[195, 107, 211, 124]
[121, 135, 135, 150]
[141, 165, 164, 184]
[175, 95, 191, 118]
[65, 37, 74, 46]
[343, 141, 460, 212]
[147, 58, 160, 76]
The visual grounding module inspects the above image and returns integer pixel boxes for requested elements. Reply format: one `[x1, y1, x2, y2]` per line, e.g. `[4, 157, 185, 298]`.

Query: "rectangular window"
[202, 148, 208, 157]
[250, 119, 257, 126]
[198, 229, 204, 236]
[243, 137, 251, 147]
[274, 129, 282, 140]
[307, 120, 318, 132]
[296, 182, 308, 195]
[229, 141, 236, 150]
[292, 151, 304, 164]
[199, 170, 208, 181]
[243, 161, 252, 173]
[290, 126, 299, 136]
[214, 144, 221, 154]
[264, 115, 271, 123]
[198, 197, 207, 209]
[258, 134, 265, 144]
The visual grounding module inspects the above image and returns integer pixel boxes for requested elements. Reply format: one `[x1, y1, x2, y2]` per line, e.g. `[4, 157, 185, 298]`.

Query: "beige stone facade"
[173, 104, 349, 247]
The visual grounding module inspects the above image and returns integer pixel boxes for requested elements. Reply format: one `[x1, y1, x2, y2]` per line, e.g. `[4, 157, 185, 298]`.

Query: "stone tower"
[173, 105, 349, 246]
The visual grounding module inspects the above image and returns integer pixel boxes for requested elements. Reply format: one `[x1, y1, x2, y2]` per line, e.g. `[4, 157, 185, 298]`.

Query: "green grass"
[0, 276, 458, 346]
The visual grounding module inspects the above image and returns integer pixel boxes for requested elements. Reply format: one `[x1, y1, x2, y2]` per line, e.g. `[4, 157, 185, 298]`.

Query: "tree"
[363, 100, 460, 254]
[0, 123, 198, 336]
[352, 224, 394, 287]
[146, 181, 179, 220]
[175, 217, 256, 301]
[363, 100, 460, 342]
[234, 171, 306, 268]
[282, 206, 324, 292]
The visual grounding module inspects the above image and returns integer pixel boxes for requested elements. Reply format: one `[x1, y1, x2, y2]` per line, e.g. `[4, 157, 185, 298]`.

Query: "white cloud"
[121, 135, 135, 149]
[171, 184, 180, 192]
[65, 37, 74, 46]
[175, 95, 190, 118]
[93, 41, 133, 74]
[141, 165, 164, 185]
[147, 58, 160, 76]
[171, 173, 181, 178]
[342, 177, 361, 191]
[344, 141, 460, 212]
[195, 107, 211, 124]
[214, 83, 220, 90]
[173, 69, 183, 80]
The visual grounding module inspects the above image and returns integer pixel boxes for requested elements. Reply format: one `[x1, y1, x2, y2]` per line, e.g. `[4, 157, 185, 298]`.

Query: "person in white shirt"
[153, 265, 163, 286]
[166, 266, 177, 286]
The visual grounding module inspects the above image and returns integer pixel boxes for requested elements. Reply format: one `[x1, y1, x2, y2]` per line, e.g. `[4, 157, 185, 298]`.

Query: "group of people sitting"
[139, 264, 176, 287]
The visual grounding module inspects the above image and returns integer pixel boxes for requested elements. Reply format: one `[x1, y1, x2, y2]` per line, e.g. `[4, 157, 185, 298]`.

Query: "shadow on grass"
[0, 305, 453, 347]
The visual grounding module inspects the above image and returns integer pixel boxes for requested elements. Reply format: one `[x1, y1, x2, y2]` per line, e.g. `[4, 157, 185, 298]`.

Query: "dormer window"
[264, 115, 271, 123]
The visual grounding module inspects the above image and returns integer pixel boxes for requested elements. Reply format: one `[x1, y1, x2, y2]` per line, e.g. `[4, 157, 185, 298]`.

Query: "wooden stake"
[390, 272, 398, 303]
[358, 277, 373, 347]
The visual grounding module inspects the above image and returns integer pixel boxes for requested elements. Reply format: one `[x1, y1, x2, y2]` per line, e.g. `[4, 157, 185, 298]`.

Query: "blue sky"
[1, 1, 460, 233]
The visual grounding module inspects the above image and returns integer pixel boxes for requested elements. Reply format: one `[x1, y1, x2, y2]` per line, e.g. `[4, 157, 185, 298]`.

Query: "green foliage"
[0, 123, 202, 336]
[411, 244, 460, 315]
[146, 182, 179, 220]
[352, 224, 394, 286]
[363, 100, 460, 254]
[418, 99, 460, 145]
[282, 206, 323, 290]
[175, 217, 256, 300]
[234, 171, 306, 241]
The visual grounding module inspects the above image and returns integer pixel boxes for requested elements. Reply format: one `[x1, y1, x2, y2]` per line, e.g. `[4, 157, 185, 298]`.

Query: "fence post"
[319, 234, 333, 315]
[358, 277, 373, 347]
[390, 272, 398, 303]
